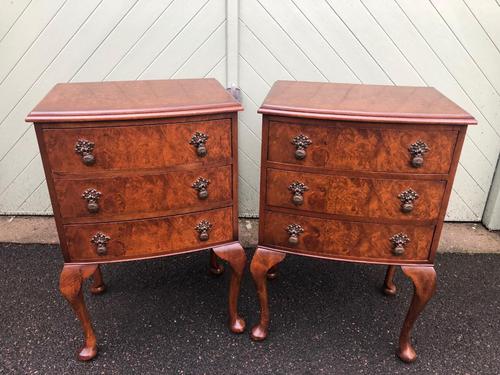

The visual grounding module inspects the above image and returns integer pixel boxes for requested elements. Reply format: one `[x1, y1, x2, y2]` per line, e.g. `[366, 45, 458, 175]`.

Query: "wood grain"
[53, 165, 232, 222]
[43, 119, 232, 173]
[261, 210, 434, 262]
[26, 79, 242, 122]
[63, 207, 234, 262]
[265, 168, 445, 221]
[259, 81, 476, 125]
[267, 120, 458, 174]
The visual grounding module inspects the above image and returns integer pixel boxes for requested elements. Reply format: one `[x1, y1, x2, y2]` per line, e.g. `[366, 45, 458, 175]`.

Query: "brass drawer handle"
[82, 188, 102, 213]
[408, 140, 429, 168]
[288, 181, 309, 206]
[390, 233, 410, 256]
[291, 134, 312, 160]
[398, 188, 419, 213]
[195, 220, 213, 241]
[286, 223, 304, 245]
[91, 232, 110, 256]
[190, 132, 209, 157]
[75, 139, 96, 166]
[192, 177, 210, 200]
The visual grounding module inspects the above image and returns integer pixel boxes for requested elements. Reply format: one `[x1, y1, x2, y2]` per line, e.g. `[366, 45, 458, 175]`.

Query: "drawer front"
[54, 165, 232, 222]
[63, 207, 233, 262]
[266, 169, 445, 221]
[261, 211, 433, 262]
[267, 121, 457, 174]
[43, 119, 232, 173]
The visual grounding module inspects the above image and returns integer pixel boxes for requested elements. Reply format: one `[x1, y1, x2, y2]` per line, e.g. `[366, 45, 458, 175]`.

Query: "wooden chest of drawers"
[26, 79, 246, 361]
[250, 81, 476, 362]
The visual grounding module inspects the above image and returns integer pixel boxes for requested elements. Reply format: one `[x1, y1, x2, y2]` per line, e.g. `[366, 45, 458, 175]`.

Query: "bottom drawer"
[261, 211, 434, 263]
[64, 207, 234, 262]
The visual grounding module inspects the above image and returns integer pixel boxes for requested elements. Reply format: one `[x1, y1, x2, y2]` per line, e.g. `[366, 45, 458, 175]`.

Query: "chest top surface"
[259, 81, 476, 125]
[26, 78, 242, 123]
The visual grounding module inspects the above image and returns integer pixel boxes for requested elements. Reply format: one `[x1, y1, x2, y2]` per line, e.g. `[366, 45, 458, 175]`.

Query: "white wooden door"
[1, 0, 499, 222]
[239, 0, 500, 220]
[0, 0, 227, 215]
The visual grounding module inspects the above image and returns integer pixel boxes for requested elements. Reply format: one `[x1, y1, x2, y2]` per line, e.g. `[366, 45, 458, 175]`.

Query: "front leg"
[90, 265, 106, 295]
[383, 265, 397, 296]
[59, 264, 99, 361]
[398, 265, 437, 363]
[250, 247, 286, 341]
[212, 243, 247, 333]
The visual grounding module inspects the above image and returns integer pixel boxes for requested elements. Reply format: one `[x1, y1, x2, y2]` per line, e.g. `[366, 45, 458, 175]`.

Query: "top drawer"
[267, 121, 458, 174]
[42, 119, 232, 173]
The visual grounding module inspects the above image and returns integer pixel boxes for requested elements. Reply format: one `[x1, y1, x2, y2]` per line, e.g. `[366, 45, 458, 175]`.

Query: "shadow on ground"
[1, 243, 499, 374]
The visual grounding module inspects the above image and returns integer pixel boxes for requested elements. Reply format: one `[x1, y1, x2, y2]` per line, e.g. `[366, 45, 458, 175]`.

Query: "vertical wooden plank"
[226, 0, 239, 87]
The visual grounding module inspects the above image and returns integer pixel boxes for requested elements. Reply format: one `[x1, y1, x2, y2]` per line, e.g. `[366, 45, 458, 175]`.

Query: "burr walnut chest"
[250, 81, 476, 362]
[26, 78, 246, 361]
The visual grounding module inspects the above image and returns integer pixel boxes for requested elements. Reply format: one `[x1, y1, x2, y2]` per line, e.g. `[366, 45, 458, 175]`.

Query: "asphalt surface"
[1, 243, 499, 374]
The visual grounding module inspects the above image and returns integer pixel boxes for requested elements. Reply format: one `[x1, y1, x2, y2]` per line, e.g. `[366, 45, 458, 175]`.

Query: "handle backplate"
[390, 232, 410, 256]
[75, 139, 96, 166]
[190, 132, 209, 157]
[195, 220, 213, 241]
[91, 232, 110, 256]
[408, 140, 429, 168]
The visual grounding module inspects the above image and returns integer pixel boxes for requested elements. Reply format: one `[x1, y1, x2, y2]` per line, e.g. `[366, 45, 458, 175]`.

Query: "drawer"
[267, 121, 457, 174]
[63, 207, 233, 262]
[266, 169, 445, 221]
[261, 211, 434, 262]
[53, 165, 232, 222]
[43, 119, 232, 173]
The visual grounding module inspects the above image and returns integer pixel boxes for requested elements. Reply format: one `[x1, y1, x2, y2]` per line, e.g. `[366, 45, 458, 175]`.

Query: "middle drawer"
[54, 165, 232, 223]
[266, 169, 445, 222]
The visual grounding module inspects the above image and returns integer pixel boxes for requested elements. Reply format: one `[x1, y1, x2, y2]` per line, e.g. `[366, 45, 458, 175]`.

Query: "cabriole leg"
[383, 265, 397, 296]
[59, 264, 99, 361]
[209, 248, 224, 276]
[90, 265, 106, 295]
[250, 247, 286, 341]
[212, 243, 247, 333]
[398, 265, 437, 363]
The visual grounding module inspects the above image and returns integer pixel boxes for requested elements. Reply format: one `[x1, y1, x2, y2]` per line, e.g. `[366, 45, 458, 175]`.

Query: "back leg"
[383, 265, 397, 296]
[90, 265, 106, 295]
[209, 248, 224, 275]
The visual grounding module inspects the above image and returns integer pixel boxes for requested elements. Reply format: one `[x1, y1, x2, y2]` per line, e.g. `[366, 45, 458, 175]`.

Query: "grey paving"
[0, 243, 499, 374]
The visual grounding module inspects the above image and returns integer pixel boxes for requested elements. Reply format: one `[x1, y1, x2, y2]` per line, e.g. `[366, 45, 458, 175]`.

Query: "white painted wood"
[483, 159, 500, 230]
[0, 0, 66, 83]
[0, 0, 32, 40]
[226, 0, 239, 87]
[237, 0, 499, 220]
[1, 0, 228, 215]
[1, 0, 498, 220]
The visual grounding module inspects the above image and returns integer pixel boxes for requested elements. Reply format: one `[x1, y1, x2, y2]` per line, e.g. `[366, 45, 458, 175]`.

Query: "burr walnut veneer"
[26, 79, 245, 361]
[250, 81, 476, 362]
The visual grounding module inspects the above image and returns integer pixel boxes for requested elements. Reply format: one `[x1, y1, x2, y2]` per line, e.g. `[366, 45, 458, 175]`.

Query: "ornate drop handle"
[75, 139, 96, 166]
[82, 188, 102, 213]
[408, 140, 429, 168]
[398, 188, 419, 213]
[288, 181, 309, 206]
[189, 132, 209, 157]
[91, 232, 110, 256]
[192, 177, 210, 200]
[390, 233, 410, 256]
[286, 223, 304, 245]
[291, 134, 312, 160]
[195, 220, 213, 241]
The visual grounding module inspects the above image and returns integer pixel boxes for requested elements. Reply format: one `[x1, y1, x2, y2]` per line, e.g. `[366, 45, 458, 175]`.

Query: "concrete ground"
[1, 243, 500, 374]
[0, 216, 500, 253]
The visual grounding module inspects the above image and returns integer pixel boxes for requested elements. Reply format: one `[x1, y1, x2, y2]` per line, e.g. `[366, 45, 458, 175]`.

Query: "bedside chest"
[26, 79, 245, 361]
[250, 81, 476, 362]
